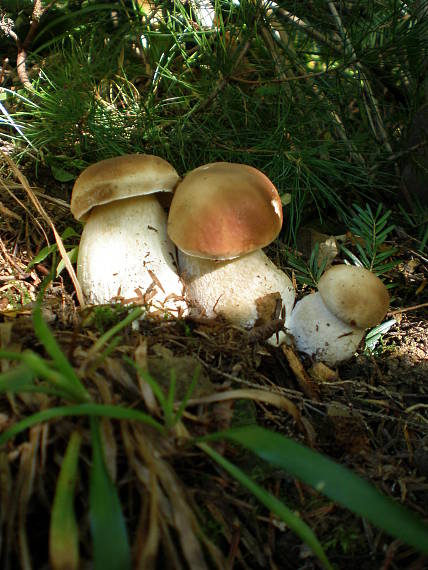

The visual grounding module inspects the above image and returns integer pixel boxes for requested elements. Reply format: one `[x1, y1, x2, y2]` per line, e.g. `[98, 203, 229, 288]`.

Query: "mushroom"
[287, 265, 390, 365]
[167, 162, 295, 329]
[70, 154, 188, 317]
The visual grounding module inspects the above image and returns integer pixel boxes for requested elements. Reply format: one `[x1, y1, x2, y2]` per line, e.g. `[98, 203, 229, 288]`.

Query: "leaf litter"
[0, 159, 427, 569]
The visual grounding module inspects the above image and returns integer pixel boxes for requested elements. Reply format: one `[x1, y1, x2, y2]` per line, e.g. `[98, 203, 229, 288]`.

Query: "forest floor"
[0, 166, 427, 569]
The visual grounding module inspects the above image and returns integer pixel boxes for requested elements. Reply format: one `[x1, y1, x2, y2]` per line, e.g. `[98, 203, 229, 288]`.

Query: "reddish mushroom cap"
[167, 162, 283, 260]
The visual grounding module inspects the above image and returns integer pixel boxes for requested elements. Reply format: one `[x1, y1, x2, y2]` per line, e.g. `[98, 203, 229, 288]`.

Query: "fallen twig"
[388, 302, 428, 316]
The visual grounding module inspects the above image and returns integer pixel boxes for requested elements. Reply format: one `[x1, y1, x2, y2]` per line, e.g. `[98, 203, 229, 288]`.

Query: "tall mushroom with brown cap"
[287, 265, 390, 365]
[167, 162, 295, 329]
[71, 154, 187, 317]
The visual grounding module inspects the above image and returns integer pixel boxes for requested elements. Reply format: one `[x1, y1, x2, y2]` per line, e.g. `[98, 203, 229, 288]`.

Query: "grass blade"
[173, 364, 200, 425]
[0, 403, 164, 447]
[203, 426, 428, 554]
[32, 303, 90, 401]
[87, 307, 143, 359]
[20, 350, 89, 401]
[364, 318, 396, 352]
[50, 431, 82, 570]
[0, 363, 35, 392]
[89, 418, 131, 570]
[199, 442, 333, 570]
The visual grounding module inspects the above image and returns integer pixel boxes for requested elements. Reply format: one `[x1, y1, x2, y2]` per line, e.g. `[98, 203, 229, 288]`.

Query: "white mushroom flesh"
[77, 195, 188, 317]
[287, 292, 365, 366]
[178, 248, 295, 329]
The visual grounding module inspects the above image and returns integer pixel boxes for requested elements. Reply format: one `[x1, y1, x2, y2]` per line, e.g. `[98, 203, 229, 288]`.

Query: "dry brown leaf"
[281, 344, 320, 401]
[184, 388, 302, 425]
[255, 292, 282, 325]
[134, 459, 161, 569]
[132, 426, 224, 569]
[327, 403, 370, 455]
[135, 337, 159, 415]
[296, 227, 339, 268]
[0, 200, 22, 221]
[308, 361, 338, 383]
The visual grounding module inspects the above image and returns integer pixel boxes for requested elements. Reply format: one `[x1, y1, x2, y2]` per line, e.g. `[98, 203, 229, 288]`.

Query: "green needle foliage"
[341, 203, 399, 276]
[283, 241, 328, 287]
[282, 201, 399, 288]
[2, 0, 426, 238]
[397, 203, 428, 253]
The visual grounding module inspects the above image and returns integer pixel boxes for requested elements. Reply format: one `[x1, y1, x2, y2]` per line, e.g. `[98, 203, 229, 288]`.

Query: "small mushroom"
[167, 162, 295, 329]
[70, 154, 187, 317]
[287, 265, 390, 365]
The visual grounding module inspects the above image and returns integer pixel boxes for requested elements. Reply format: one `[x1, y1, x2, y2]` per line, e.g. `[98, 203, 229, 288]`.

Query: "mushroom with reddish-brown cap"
[167, 162, 295, 329]
[287, 265, 390, 365]
[70, 154, 187, 317]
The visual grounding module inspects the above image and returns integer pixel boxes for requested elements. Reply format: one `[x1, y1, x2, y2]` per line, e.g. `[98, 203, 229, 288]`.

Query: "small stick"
[8, 0, 56, 91]
[387, 302, 428, 316]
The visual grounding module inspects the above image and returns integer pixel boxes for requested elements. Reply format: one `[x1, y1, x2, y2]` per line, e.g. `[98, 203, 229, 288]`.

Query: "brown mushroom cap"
[167, 162, 283, 260]
[318, 265, 390, 329]
[71, 154, 180, 221]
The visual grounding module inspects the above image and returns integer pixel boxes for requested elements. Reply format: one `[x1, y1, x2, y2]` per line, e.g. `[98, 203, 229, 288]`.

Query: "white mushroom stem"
[77, 195, 188, 317]
[178, 249, 295, 329]
[287, 292, 365, 366]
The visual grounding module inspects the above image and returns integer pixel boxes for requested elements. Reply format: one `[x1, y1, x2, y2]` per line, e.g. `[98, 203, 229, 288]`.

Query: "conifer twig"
[327, 1, 394, 156]
[8, 0, 56, 91]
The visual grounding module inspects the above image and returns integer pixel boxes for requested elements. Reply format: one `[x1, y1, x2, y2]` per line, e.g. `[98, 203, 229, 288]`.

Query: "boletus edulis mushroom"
[167, 162, 295, 329]
[70, 154, 188, 317]
[287, 265, 390, 365]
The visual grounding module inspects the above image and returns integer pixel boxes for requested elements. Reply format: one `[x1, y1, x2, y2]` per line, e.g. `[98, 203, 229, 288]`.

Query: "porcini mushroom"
[70, 154, 187, 317]
[167, 162, 295, 329]
[287, 265, 390, 365]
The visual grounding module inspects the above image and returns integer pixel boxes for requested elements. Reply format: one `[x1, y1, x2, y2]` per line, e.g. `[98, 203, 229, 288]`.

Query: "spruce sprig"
[341, 203, 399, 276]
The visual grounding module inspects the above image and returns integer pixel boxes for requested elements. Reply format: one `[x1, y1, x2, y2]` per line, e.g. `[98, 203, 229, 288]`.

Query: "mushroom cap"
[71, 154, 180, 221]
[318, 265, 389, 329]
[287, 292, 365, 365]
[167, 162, 283, 260]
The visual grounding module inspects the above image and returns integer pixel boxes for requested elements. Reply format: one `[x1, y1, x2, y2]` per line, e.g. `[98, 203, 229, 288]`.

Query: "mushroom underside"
[77, 195, 187, 317]
[178, 248, 295, 329]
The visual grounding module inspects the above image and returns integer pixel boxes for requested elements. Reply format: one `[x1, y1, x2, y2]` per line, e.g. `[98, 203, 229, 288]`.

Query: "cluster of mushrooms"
[70, 154, 390, 367]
